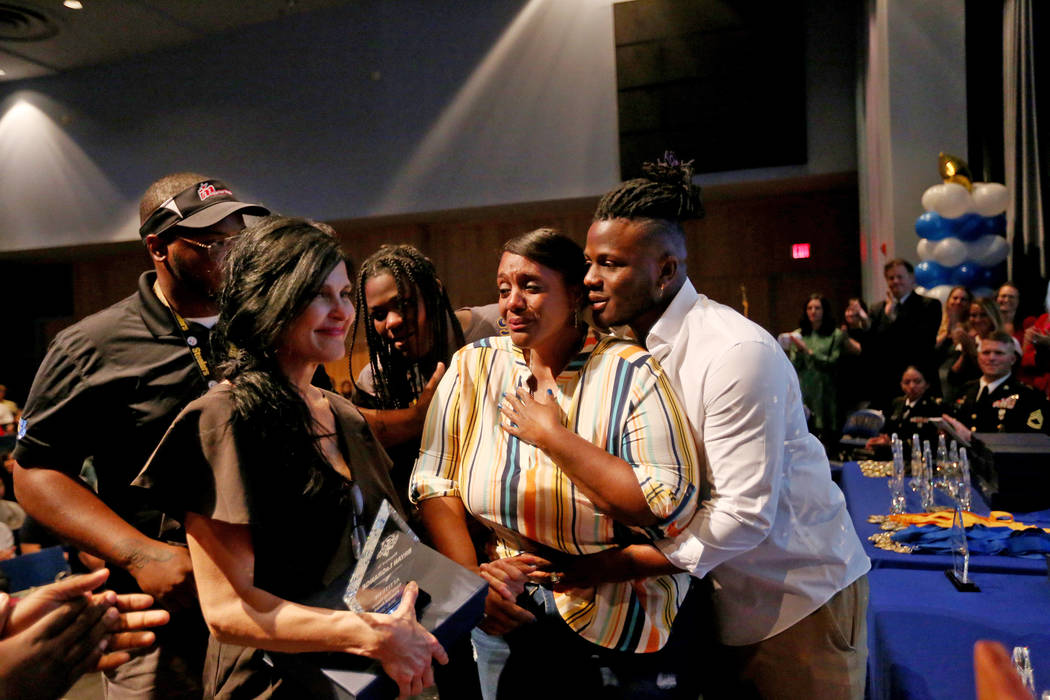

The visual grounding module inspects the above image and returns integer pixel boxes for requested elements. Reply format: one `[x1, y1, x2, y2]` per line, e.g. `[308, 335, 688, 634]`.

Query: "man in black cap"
[13, 172, 268, 698]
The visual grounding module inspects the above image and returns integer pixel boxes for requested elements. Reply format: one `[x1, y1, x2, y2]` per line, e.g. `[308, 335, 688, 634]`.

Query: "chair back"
[0, 546, 70, 593]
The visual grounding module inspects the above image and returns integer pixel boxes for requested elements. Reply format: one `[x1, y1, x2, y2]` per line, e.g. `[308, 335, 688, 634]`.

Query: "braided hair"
[594, 153, 704, 231]
[352, 244, 465, 409]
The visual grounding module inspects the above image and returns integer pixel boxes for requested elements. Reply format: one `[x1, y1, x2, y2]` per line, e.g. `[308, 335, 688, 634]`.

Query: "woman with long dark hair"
[784, 293, 845, 444]
[134, 217, 446, 698]
[411, 228, 699, 697]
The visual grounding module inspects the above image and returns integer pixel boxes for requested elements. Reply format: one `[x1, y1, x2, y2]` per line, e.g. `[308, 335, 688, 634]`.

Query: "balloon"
[976, 213, 1006, 237]
[923, 284, 954, 304]
[915, 260, 949, 288]
[915, 285, 928, 296]
[921, 183, 975, 219]
[967, 234, 1009, 267]
[972, 182, 1009, 216]
[949, 213, 984, 241]
[917, 238, 936, 260]
[949, 262, 979, 287]
[915, 211, 952, 240]
[931, 238, 968, 267]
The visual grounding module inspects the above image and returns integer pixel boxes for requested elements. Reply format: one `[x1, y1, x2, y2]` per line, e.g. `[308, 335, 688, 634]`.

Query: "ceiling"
[0, 0, 354, 82]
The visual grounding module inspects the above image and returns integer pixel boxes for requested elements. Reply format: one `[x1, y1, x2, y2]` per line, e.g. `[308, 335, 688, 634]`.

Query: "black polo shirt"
[14, 271, 213, 541]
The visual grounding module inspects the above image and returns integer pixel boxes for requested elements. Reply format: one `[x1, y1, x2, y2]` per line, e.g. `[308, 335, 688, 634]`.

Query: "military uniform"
[951, 375, 1049, 434]
[884, 393, 943, 444]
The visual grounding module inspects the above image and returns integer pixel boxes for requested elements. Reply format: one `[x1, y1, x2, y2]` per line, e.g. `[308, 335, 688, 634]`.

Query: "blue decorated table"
[867, 567, 1050, 699]
[839, 461, 1050, 698]
[840, 461, 1050, 574]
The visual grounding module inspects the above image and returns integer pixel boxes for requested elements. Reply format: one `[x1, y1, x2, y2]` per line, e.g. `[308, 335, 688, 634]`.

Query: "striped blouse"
[410, 329, 699, 652]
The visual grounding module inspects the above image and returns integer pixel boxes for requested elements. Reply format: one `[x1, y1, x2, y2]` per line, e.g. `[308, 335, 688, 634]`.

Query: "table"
[839, 462, 1050, 574]
[867, 567, 1050, 699]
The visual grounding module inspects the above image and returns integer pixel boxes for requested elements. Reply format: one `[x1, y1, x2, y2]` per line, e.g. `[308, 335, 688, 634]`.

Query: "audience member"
[574, 158, 869, 699]
[947, 297, 1004, 391]
[134, 217, 446, 698]
[12, 172, 268, 697]
[0, 521, 13, 561]
[411, 229, 700, 697]
[868, 259, 942, 409]
[0, 386, 18, 434]
[943, 331, 1049, 439]
[1, 452, 14, 504]
[1020, 281, 1050, 396]
[934, 286, 974, 403]
[865, 366, 942, 452]
[783, 293, 845, 444]
[0, 568, 169, 700]
[838, 297, 872, 414]
[996, 282, 1022, 340]
[0, 475, 25, 557]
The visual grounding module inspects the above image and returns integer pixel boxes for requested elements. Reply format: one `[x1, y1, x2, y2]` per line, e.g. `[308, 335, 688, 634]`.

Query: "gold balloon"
[938, 152, 973, 192]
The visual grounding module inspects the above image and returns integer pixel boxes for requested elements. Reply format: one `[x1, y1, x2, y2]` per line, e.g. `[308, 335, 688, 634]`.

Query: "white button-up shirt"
[648, 280, 870, 645]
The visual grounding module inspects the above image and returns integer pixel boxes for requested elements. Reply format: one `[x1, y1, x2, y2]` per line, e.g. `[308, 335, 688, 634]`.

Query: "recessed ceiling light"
[0, 69, 6, 76]
[63, 0, 83, 9]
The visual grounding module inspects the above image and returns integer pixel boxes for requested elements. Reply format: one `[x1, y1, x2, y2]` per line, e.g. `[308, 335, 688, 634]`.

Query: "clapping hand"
[0, 569, 170, 699]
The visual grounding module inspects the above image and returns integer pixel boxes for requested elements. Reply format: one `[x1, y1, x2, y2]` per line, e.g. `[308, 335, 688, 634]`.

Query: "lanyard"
[153, 281, 216, 388]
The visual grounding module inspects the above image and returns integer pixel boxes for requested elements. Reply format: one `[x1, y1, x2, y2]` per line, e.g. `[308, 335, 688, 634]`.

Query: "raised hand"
[0, 587, 112, 700]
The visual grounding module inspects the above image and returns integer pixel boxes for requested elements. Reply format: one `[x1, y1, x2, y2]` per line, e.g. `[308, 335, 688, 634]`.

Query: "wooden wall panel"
[7, 173, 860, 394]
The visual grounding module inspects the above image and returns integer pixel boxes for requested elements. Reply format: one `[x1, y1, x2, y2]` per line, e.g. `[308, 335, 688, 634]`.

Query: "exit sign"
[792, 243, 811, 259]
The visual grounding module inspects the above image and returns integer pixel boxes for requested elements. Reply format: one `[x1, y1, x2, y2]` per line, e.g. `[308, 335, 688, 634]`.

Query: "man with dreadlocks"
[542, 155, 870, 698]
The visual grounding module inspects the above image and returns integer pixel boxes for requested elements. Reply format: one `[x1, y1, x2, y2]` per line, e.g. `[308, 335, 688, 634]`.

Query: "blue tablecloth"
[867, 567, 1050, 699]
[840, 462, 1050, 574]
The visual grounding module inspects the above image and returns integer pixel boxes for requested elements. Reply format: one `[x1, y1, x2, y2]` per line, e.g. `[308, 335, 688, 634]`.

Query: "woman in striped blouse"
[410, 228, 700, 698]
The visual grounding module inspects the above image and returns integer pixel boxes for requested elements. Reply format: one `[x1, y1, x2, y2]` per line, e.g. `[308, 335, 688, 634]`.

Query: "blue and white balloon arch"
[914, 181, 1009, 303]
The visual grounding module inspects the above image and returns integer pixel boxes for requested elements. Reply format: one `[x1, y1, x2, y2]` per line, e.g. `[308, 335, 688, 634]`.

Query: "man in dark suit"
[868, 258, 942, 409]
[945, 332, 1049, 438]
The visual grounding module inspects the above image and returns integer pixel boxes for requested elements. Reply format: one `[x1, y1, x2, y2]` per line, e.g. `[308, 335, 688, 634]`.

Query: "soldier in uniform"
[867, 365, 943, 452]
[944, 331, 1049, 440]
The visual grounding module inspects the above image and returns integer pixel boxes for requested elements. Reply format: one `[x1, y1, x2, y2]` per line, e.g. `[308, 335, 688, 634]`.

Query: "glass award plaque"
[275, 497, 488, 699]
[343, 499, 421, 614]
[945, 505, 979, 592]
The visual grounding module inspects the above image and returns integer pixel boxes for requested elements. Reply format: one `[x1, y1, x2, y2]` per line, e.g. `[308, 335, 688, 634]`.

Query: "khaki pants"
[710, 575, 869, 700]
[102, 609, 207, 700]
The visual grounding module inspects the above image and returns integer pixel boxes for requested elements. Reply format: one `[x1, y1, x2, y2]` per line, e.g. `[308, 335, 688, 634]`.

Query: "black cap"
[139, 180, 269, 239]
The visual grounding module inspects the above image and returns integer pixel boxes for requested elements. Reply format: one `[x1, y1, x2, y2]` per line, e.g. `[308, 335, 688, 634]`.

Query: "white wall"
[0, 0, 859, 253]
[859, 0, 967, 301]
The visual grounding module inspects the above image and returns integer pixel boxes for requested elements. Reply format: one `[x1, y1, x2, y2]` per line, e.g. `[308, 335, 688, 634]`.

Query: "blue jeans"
[471, 627, 511, 700]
